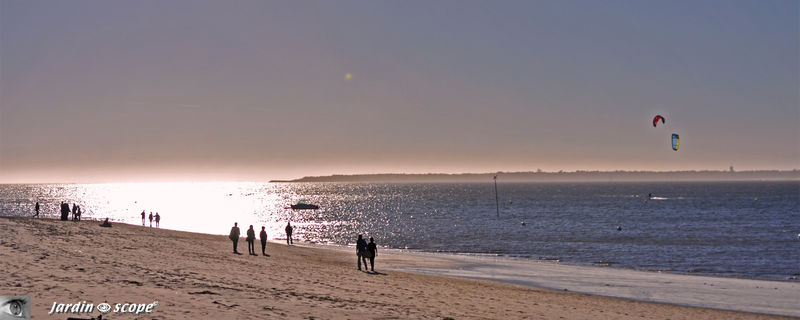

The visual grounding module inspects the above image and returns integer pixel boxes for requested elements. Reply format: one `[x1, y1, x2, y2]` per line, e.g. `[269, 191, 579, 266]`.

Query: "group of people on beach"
[140, 210, 161, 228]
[227, 221, 379, 272]
[228, 222, 270, 256]
[32, 202, 161, 229]
[34, 201, 115, 227]
[228, 221, 295, 256]
[51, 202, 83, 221]
[356, 234, 377, 272]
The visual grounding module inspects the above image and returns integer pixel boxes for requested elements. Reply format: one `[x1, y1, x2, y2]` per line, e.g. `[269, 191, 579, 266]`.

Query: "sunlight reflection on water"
[1, 181, 798, 279]
[0, 182, 296, 237]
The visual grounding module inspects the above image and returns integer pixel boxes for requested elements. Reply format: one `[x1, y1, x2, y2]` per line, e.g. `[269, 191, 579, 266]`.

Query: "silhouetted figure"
[71, 203, 77, 221]
[229, 222, 241, 254]
[366, 237, 377, 272]
[285, 222, 294, 245]
[99, 218, 112, 227]
[149, 212, 153, 227]
[34, 202, 40, 218]
[155, 212, 160, 228]
[356, 234, 368, 270]
[246, 225, 256, 255]
[259, 226, 268, 256]
[141, 210, 146, 226]
[74, 206, 81, 221]
[60, 202, 69, 221]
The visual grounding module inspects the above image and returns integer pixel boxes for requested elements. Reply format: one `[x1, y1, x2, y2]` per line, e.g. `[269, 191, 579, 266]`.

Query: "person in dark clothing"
[148, 212, 153, 227]
[60, 202, 69, 221]
[246, 225, 256, 255]
[229, 222, 241, 254]
[356, 235, 368, 270]
[366, 237, 377, 272]
[141, 210, 146, 225]
[74, 206, 81, 221]
[259, 226, 268, 256]
[71, 203, 77, 221]
[155, 212, 160, 228]
[285, 222, 294, 245]
[34, 202, 40, 218]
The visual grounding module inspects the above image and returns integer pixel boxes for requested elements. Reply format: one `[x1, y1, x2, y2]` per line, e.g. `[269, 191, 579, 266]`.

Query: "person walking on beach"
[366, 237, 377, 272]
[141, 210, 146, 226]
[71, 203, 77, 221]
[155, 212, 160, 228]
[246, 225, 256, 255]
[285, 222, 294, 245]
[229, 222, 241, 254]
[34, 201, 40, 218]
[148, 212, 153, 227]
[260, 226, 268, 256]
[356, 235, 368, 271]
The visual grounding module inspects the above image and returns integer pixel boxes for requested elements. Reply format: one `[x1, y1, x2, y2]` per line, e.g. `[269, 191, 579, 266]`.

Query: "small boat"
[290, 200, 319, 210]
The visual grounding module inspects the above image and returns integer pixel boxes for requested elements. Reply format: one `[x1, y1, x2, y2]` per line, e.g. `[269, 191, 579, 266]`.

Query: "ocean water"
[1, 181, 798, 280]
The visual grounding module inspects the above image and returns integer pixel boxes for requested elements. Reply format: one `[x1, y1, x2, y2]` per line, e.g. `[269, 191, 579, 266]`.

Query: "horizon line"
[4, 168, 797, 184]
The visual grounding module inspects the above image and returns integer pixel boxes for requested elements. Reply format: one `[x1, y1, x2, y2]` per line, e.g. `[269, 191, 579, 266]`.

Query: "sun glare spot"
[81, 182, 283, 235]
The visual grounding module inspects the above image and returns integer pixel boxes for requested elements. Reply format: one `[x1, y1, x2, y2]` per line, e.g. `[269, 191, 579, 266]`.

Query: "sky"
[1, 0, 798, 183]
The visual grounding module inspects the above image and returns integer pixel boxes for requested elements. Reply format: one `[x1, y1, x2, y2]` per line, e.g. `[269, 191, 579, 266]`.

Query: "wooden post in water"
[494, 174, 499, 218]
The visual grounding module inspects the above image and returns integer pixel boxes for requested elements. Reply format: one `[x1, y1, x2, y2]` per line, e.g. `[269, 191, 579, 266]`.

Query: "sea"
[1, 181, 798, 281]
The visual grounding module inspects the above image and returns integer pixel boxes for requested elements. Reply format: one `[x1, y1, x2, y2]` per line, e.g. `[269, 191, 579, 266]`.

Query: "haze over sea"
[1, 181, 798, 280]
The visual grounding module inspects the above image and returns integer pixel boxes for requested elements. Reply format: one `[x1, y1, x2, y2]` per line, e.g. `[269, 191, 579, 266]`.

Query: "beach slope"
[0, 217, 793, 319]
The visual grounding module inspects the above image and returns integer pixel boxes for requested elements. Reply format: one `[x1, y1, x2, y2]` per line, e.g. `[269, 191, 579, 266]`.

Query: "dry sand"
[0, 217, 795, 319]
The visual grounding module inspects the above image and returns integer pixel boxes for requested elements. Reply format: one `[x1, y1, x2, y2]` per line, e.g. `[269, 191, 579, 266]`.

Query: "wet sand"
[0, 217, 795, 319]
[374, 250, 800, 317]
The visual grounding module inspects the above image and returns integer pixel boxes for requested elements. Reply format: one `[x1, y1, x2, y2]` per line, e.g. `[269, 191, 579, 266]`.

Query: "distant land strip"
[271, 170, 800, 183]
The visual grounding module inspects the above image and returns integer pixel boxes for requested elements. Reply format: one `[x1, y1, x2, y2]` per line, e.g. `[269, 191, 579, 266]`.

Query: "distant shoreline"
[271, 170, 800, 183]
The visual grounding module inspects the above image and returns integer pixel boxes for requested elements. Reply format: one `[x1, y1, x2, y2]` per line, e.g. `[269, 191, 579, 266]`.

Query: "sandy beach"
[0, 217, 795, 320]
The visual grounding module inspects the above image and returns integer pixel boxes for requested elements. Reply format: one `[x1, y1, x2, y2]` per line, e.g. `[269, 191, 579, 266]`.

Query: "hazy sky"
[1, 0, 798, 182]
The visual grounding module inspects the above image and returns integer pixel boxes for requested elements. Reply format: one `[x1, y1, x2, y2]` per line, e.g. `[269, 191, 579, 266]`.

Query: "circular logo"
[97, 303, 111, 314]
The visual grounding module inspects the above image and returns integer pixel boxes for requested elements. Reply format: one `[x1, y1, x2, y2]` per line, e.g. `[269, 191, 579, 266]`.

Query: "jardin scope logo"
[48, 300, 159, 316]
